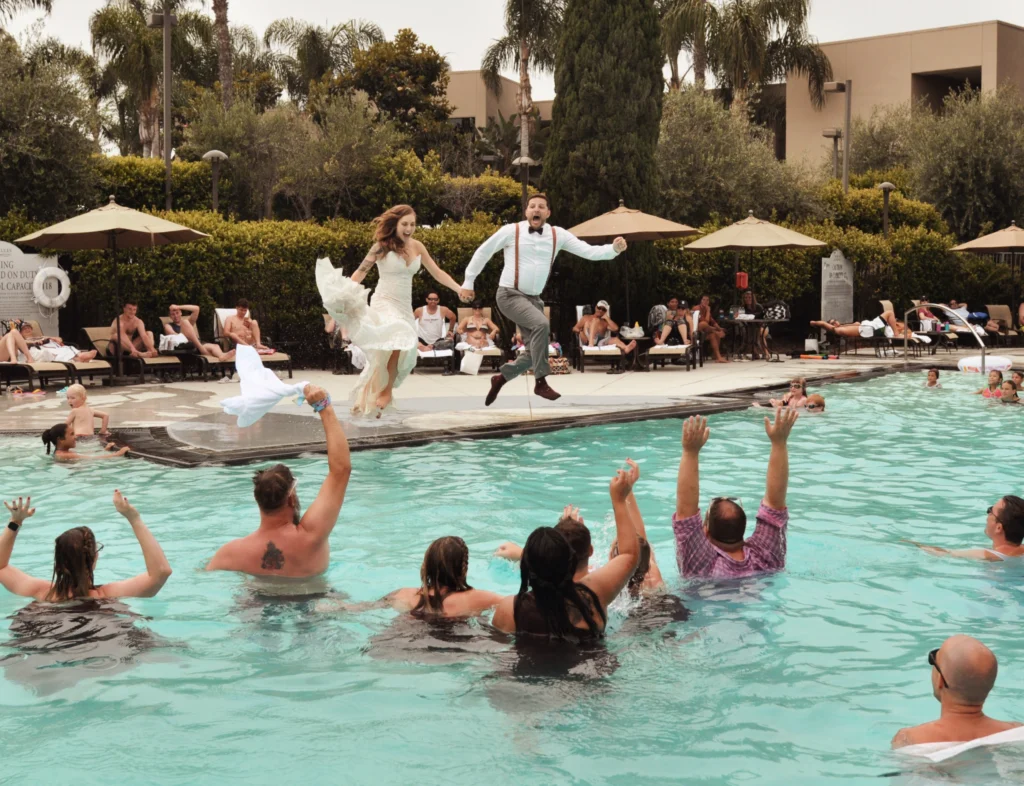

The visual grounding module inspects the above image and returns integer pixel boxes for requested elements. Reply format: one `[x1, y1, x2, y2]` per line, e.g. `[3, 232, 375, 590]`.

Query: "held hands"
[609, 458, 639, 501]
[493, 542, 521, 560]
[4, 497, 35, 525]
[112, 489, 139, 520]
[682, 415, 710, 454]
[458, 288, 474, 303]
[303, 384, 328, 408]
[612, 237, 628, 254]
[764, 407, 798, 444]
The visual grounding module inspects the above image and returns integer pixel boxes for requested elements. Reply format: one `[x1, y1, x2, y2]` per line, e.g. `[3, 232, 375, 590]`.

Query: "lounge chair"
[214, 308, 292, 378]
[642, 308, 701, 371]
[0, 324, 73, 390]
[985, 305, 1019, 347]
[413, 314, 455, 374]
[455, 307, 504, 371]
[322, 314, 354, 374]
[574, 305, 628, 372]
[23, 320, 112, 387]
[82, 326, 182, 384]
[159, 316, 235, 381]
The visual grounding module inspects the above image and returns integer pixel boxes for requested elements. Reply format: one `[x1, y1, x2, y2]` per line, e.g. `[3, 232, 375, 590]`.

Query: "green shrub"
[820, 181, 947, 234]
[95, 156, 228, 213]
[358, 149, 444, 222]
[848, 166, 915, 196]
[437, 171, 521, 224]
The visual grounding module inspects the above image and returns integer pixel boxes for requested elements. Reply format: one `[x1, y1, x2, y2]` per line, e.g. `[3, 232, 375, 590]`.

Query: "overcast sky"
[7, 0, 1024, 100]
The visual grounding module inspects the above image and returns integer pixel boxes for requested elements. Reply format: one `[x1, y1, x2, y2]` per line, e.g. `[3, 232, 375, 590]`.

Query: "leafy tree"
[341, 29, 453, 158]
[847, 103, 913, 175]
[0, 36, 99, 221]
[0, 0, 49, 22]
[481, 0, 563, 205]
[231, 25, 282, 111]
[359, 149, 444, 222]
[262, 17, 382, 104]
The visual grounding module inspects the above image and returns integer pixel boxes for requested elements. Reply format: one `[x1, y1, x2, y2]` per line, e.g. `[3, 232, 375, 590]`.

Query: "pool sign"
[0, 241, 60, 335]
[821, 249, 853, 325]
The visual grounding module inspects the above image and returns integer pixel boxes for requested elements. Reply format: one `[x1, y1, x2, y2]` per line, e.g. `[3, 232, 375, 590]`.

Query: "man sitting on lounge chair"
[108, 301, 159, 358]
[223, 299, 270, 351]
[573, 300, 637, 357]
[1, 321, 97, 363]
[165, 304, 235, 360]
[654, 297, 691, 346]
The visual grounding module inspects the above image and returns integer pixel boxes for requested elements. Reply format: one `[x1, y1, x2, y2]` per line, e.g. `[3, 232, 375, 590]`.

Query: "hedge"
[820, 181, 947, 235]
[95, 156, 229, 213]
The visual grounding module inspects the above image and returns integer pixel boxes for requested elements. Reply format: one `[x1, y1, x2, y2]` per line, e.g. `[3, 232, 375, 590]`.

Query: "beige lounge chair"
[24, 320, 112, 387]
[985, 305, 1019, 347]
[159, 316, 235, 381]
[83, 326, 181, 384]
[214, 308, 292, 378]
[643, 309, 701, 371]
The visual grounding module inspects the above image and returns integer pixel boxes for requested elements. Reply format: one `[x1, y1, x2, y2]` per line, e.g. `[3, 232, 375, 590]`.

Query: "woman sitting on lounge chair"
[0, 322, 97, 364]
[811, 311, 915, 341]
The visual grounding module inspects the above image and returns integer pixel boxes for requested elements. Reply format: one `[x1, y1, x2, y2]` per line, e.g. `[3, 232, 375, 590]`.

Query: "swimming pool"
[1, 371, 1022, 785]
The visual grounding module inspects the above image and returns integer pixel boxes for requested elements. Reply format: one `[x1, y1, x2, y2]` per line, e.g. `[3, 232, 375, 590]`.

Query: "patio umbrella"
[685, 211, 825, 304]
[952, 221, 1024, 321]
[568, 200, 698, 321]
[16, 196, 209, 378]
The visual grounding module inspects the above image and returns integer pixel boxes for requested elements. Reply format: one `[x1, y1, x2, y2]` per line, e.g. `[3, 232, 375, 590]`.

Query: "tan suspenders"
[513, 223, 557, 291]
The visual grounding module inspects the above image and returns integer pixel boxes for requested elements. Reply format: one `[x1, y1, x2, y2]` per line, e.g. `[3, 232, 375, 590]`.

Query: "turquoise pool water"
[1, 371, 1023, 785]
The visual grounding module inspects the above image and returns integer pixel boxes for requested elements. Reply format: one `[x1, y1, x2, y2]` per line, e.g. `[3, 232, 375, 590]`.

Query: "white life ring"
[958, 355, 1013, 373]
[32, 266, 71, 309]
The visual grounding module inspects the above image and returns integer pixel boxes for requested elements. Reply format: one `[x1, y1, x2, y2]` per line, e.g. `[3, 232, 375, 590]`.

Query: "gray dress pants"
[496, 286, 550, 381]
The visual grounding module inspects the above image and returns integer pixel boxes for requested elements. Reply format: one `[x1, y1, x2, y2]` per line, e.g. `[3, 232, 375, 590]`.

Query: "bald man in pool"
[892, 635, 1020, 748]
[205, 385, 352, 577]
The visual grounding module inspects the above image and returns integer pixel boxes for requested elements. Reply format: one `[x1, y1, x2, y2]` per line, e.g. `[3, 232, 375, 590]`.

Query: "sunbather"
[811, 310, 915, 340]
[223, 299, 270, 351]
[654, 297, 690, 346]
[0, 322, 96, 363]
[165, 305, 234, 360]
[573, 300, 637, 357]
[108, 302, 158, 358]
[457, 301, 499, 349]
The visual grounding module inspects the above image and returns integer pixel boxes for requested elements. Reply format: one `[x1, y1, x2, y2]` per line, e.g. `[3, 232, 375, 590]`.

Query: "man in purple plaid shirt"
[672, 408, 798, 579]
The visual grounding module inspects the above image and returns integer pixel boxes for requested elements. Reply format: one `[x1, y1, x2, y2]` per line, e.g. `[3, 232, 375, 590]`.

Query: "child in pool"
[1001, 380, 1020, 404]
[41, 423, 129, 461]
[1012, 371, 1023, 390]
[975, 370, 1003, 398]
[924, 368, 941, 388]
[64, 384, 109, 437]
[769, 378, 807, 408]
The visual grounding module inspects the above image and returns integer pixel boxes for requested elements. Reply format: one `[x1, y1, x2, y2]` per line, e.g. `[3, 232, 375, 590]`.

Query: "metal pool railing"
[903, 302, 985, 374]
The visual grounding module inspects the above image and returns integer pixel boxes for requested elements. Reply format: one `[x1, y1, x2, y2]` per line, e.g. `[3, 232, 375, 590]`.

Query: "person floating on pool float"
[41, 423, 129, 461]
[673, 408, 798, 579]
[1000, 380, 1020, 404]
[974, 369, 1004, 398]
[924, 368, 941, 388]
[891, 635, 1021, 749]
[907, 495, 1024, 561]
[458, 193, 627, 406]
[0, 491, 172, 601]
[206, 384, 352, 578]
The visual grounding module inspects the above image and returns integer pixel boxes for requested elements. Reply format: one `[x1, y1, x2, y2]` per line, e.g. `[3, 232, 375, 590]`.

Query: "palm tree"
[0, 0, 51, 22]
[262, 17, 383, 103]
[90, 0, 212, 158]
[212, 0, 233, 108]
[481, 0, 563, 207]
[231, 24, 282, 111]
[663, 0, 716, 90]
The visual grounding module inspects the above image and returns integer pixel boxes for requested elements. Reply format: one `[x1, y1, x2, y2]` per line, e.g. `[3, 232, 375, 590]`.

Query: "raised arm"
[581, 462, 640, 606]
[559, 230, 626, 261]
[98, 490, 172, 598]
[625, 475, 664, 587]
[461, 224, 515, 294]
[298, 385, 352, 543]
[763, 408, 798, 510]
[350, 244, 380, 285]
[0, 497, 51, 599]
[415, 241, 462, 296]
[676, 416, 709, 518]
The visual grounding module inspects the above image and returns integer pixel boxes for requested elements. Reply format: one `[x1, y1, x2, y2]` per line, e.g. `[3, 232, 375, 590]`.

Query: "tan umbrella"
[569, 200, 698, 321]
[17, 196, 209, 377]
[951, 221, 1024, 253]
[685, 211, 825, 304]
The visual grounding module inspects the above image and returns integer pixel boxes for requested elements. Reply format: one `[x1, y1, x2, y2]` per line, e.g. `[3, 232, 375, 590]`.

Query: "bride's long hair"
[373, 204, 416, 256]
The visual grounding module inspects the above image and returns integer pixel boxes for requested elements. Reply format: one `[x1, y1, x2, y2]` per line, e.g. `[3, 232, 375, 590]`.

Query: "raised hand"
[682, 415, 710, 453]
[610, 464, 637, 502]
[113, 489, 139, 520]
[561, 505, 583, 525]
[4, 497, 35, 525]
[612, 237, 627, 254]
[765, 406, 798, 444]
[623, 458, 640, 487]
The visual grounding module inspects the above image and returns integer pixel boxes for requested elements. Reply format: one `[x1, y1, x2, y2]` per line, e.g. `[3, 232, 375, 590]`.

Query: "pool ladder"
[901, 302, 985, 374]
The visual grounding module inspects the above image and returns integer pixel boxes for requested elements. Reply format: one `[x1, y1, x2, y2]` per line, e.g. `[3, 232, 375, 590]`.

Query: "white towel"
[220, 345, 310, 427]
[159, 333, 189, 352]
[899, 726, 1024, 763]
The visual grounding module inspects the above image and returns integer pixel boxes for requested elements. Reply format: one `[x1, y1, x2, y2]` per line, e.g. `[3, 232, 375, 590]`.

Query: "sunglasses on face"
[805, 404, 821, 411]
[427, 298, 439, 302]
[928, 648, 951, 688]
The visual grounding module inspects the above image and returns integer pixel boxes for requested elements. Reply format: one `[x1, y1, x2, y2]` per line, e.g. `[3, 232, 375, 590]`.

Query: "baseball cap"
[596, 300, 610, 310]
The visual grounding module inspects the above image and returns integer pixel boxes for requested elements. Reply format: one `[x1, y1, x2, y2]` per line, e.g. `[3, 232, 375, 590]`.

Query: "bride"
[317, 204, 463, 417]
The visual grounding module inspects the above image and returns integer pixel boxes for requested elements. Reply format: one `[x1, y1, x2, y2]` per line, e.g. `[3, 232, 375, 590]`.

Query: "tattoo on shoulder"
[261, 541, 285, 570]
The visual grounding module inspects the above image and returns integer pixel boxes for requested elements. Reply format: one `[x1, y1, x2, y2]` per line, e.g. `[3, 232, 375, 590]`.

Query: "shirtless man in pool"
[206, 385, 351, 577]
[907, 495, 1024, 562]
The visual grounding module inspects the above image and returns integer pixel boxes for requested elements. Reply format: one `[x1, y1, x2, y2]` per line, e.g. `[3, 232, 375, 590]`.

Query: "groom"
[459, 193, 626, 405]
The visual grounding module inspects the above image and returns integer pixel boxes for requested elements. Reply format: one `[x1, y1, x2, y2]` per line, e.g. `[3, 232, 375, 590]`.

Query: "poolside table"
[721, 318, 788, 361]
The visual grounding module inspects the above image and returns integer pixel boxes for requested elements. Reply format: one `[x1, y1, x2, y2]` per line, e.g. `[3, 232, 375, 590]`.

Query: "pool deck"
[4, 346, 1021, 464]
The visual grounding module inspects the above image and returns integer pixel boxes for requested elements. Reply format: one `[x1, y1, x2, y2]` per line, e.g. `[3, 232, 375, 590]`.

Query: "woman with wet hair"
[387, 536, 502, 618]
[491, 459, 642, 639]
[41, 423, 130, 461]
[0, 492, 171, 602]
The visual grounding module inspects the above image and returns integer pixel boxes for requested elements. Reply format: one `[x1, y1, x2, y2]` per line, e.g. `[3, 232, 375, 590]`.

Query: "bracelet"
[311, 393, 332, 413]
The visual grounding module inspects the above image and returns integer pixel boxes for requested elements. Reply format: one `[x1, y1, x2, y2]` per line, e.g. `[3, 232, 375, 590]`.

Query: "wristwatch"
[7, 520, 20, 532]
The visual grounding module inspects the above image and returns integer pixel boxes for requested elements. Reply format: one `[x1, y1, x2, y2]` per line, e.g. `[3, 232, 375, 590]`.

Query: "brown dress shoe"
[485, 373, 507, 406]
[533, 377, 561, 400]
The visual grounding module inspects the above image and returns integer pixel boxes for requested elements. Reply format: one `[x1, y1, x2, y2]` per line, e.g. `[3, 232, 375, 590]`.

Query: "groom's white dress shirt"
[461, 221, 619, 297]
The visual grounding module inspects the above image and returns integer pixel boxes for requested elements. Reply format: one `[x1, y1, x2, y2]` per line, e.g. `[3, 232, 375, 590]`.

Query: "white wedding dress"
[316, 253, 421, 416]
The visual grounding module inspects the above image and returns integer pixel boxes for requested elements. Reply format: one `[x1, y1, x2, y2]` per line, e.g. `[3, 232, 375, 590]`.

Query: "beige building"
[447, 70, 553, 130]
[786, 20, 1024, 166]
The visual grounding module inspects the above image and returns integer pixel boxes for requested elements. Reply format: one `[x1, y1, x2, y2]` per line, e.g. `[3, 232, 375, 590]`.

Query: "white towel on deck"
[220, 345, 310, 427]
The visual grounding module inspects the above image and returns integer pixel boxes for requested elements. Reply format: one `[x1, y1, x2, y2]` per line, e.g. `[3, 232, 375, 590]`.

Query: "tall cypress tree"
[543, 0, 663, 318]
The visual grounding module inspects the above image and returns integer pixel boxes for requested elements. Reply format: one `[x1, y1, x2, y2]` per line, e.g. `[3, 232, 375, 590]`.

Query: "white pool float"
[958, 355, 1013, 373]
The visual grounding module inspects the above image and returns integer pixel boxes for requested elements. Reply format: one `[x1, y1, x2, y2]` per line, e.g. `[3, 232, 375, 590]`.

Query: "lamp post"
[148, 2, 177, 210]
[822, 128, 842, 180]
[824, 80, 852, 193]
[877, 181, 896, 238]
[202, 150, 228, 212]
[513, 155, 538, 212]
